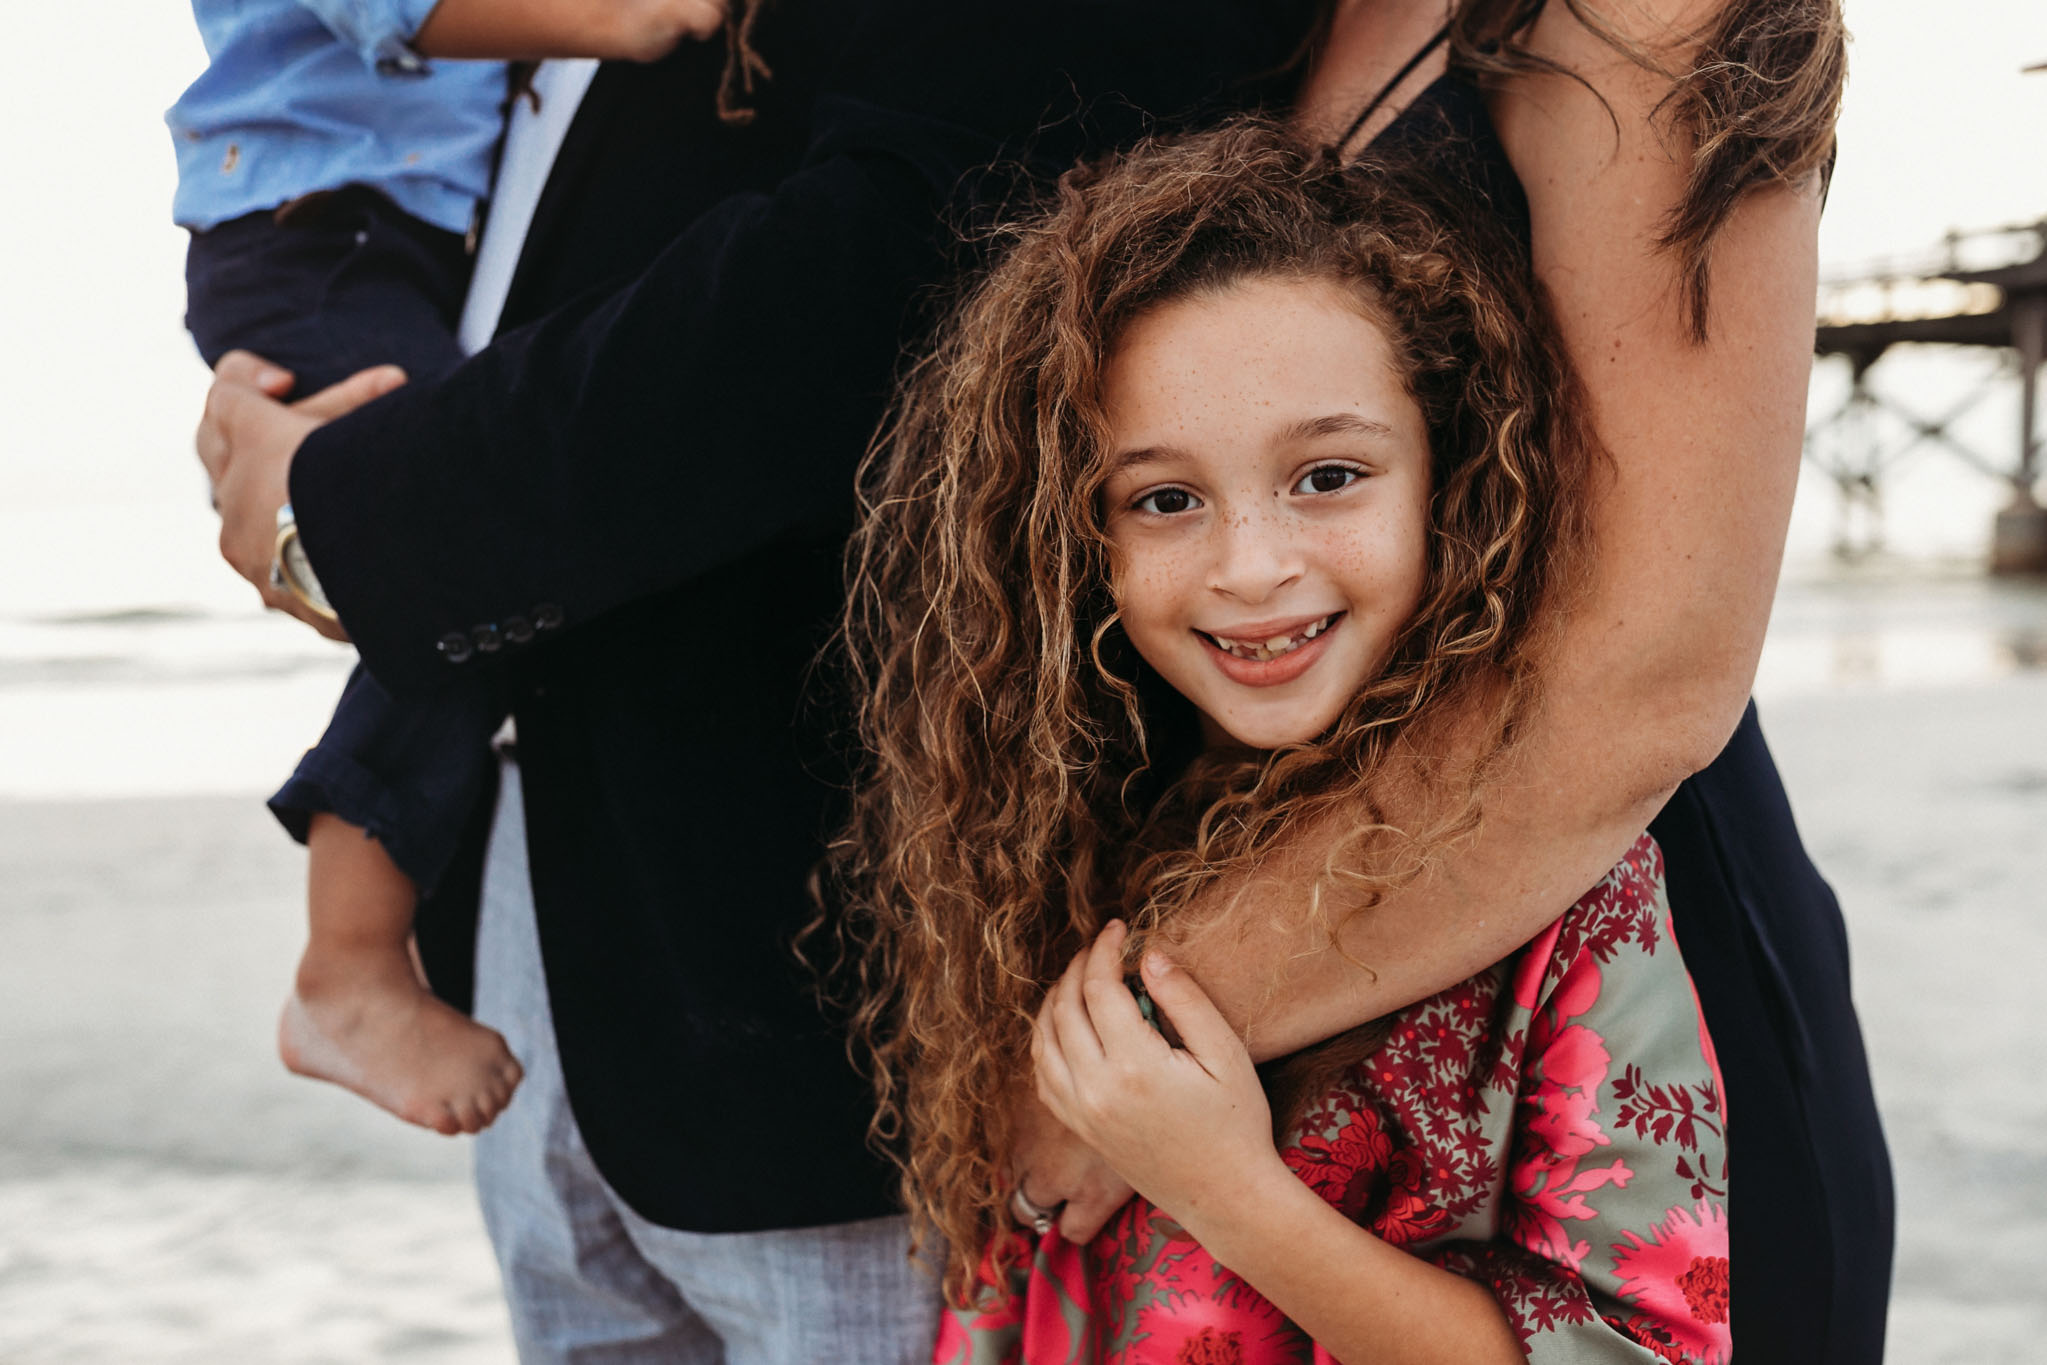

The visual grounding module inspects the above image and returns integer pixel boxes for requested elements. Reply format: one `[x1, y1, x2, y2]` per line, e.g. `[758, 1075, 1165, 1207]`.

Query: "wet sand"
[0, 795, 510, 1362]
[2, 573, 2044, 1361]
[1763, 677, 2047, 1363]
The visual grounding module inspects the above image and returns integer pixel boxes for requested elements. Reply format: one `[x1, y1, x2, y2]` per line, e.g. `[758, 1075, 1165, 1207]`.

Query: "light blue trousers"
[472, 758, 943, 1363]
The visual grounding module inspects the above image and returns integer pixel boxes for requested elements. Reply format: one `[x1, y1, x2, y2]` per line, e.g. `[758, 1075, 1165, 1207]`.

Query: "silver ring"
[1010, 1185, 1061, 1237]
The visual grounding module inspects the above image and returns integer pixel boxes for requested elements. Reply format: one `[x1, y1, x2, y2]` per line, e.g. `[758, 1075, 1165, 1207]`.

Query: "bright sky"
[1819, 0, 2047, 268]
[0, 0, 2041, 617]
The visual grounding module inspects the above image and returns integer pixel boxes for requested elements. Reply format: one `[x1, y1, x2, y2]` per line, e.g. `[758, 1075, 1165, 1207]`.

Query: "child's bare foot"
[279, 946, 523, 1136]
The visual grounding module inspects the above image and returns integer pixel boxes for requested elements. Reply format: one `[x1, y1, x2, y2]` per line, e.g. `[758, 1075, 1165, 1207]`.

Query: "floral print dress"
[938, 835, 1731, 1365]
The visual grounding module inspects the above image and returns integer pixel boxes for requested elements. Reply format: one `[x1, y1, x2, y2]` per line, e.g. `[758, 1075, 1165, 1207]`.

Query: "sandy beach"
[0, 794, 510, 1363]
[1760, 674, 2047, 1362]
[1, 569, 2044, 1362]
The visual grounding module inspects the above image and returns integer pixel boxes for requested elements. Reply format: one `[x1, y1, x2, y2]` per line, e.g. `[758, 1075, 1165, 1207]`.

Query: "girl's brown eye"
[1296, 464, 1362, 495]
[1135, 486, 1199, 516]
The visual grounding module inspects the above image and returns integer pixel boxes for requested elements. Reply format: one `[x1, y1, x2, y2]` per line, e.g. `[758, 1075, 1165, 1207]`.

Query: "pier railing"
[1808, 218, 2047, 572]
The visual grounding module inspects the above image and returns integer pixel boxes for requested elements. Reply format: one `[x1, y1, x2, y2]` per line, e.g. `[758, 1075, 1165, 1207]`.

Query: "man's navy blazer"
[288, 0, 1320, 1233]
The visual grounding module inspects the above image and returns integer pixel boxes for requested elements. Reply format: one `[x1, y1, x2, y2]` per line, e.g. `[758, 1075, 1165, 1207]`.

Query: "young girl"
[829, 121, 1730, 1363]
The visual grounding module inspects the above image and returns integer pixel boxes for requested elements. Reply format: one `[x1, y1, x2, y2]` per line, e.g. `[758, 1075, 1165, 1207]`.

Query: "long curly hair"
[821, 119, 1598, 1302]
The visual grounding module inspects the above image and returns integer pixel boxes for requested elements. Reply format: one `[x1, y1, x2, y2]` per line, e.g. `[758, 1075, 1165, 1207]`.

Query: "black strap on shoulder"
[1336, 20, 1454, 155]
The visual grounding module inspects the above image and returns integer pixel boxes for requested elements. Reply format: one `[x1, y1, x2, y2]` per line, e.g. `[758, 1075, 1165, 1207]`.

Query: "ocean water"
[2, 402, 2037, 803]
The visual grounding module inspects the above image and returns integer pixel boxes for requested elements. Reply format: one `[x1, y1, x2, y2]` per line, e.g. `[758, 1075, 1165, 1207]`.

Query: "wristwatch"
[270, 503, 339, 623]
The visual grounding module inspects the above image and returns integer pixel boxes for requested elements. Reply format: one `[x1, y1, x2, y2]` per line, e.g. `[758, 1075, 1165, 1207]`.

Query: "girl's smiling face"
[1100, 275, 1433, 751]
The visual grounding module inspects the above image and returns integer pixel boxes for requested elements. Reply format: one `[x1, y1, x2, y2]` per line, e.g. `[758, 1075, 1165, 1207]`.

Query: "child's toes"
[397, 1095, 441, 1132]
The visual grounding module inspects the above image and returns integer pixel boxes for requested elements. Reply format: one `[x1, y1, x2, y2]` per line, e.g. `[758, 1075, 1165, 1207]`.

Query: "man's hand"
[196, 351, 406, 640]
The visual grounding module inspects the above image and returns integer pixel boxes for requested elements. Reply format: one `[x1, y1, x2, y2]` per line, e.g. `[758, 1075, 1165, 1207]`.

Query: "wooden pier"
[1809, 61, 2047, 572]
[1811, 219, 2047, 572]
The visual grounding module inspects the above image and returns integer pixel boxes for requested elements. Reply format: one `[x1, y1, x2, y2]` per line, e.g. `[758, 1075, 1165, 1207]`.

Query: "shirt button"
[503, 615, 534, 645]
[437, 632, 474, 664]
[533, 603, 565, 632]
[472, 623, 504, 654]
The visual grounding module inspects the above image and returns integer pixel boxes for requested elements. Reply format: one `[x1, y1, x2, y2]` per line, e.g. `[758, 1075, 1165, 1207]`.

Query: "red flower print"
[1285, 1108, 1394, 1215]
[941, 835, 1723, 1365]
[1124, 1262, 1309, 1365]
[1608, 1201, 1733, 1364]
[1366, 1148, 1451, 1247]
[1174, 1327, 1242, 1365]
[1505, 951, 1634, 1271]
[1677, 1255, 1730, 1324]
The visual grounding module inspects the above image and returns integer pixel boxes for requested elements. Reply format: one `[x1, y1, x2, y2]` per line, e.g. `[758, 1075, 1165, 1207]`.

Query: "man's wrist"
[270, 502, 340, 622]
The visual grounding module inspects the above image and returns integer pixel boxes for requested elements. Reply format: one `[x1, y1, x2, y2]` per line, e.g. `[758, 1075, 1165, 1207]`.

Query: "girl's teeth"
[1210, 615, 1335, 662]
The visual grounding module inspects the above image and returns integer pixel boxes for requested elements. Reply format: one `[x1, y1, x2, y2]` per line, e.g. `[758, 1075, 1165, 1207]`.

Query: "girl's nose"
[1206, 508, 1303, 603]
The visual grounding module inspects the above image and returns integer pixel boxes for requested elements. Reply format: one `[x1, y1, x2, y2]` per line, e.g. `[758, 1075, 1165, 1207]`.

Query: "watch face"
[278, 533, 336, 618]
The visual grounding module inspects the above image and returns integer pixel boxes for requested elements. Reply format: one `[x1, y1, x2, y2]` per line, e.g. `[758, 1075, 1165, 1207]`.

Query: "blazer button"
[472, 623, 504, 654]
[437, 632, 474, 664]
[533, 603, 565, 632]
[503, 615, 534, 645]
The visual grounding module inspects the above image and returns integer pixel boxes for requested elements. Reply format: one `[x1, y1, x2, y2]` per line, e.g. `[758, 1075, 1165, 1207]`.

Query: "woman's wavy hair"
[1448, 0, 1846, 339]
[819, 118, 1599, 1302]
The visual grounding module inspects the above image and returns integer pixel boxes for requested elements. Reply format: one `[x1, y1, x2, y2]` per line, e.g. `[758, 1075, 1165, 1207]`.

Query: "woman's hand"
[1032, 921, 1287, 1228]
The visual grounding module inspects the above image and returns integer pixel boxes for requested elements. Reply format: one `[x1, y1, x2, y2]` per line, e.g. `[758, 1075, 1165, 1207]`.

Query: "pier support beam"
[1993, 297, 2047, 574]
[1993, 497, 2047, 574]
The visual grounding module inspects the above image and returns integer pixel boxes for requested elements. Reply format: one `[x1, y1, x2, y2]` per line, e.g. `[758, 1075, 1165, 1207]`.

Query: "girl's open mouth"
[1196, 612, 1345, 686]
[1199, 612, 1342, 662]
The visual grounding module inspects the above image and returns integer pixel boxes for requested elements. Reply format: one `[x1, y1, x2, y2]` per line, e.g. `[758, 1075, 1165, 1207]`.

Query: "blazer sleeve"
[288, 94, 998, 695]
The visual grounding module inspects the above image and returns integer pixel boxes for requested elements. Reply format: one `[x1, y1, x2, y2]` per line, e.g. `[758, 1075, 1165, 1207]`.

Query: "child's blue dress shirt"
[166, 0, 507, 233]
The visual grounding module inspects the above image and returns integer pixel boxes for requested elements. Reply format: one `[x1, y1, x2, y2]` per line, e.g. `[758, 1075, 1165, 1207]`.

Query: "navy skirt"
[1651, 703, 1894, 1362]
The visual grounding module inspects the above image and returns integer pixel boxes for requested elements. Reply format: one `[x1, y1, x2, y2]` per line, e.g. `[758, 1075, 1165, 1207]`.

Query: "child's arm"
[1034, 922, 1524, 1365]
[412, 0, 727, 63]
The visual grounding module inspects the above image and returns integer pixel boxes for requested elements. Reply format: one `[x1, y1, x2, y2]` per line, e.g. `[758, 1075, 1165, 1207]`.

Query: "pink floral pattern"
[940, 835, 1732, 1365]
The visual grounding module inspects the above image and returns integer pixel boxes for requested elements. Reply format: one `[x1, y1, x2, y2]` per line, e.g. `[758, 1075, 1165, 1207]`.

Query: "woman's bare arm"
[1172, 0, 1816, 1061]
[1022, 0, 1817, 1235]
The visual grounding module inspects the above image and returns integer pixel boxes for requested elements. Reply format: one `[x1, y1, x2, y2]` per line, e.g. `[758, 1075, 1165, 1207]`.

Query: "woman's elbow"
[1632, 647, 1760, 790]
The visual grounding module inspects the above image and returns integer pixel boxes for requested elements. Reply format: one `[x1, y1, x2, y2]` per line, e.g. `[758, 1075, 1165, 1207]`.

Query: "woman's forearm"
[1184, 1155, 1523, 1365]
[1173, 0, 1818, 1059]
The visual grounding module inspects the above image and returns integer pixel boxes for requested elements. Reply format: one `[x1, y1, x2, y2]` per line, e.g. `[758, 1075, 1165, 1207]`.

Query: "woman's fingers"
[1137, 951, 1243, 1075]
